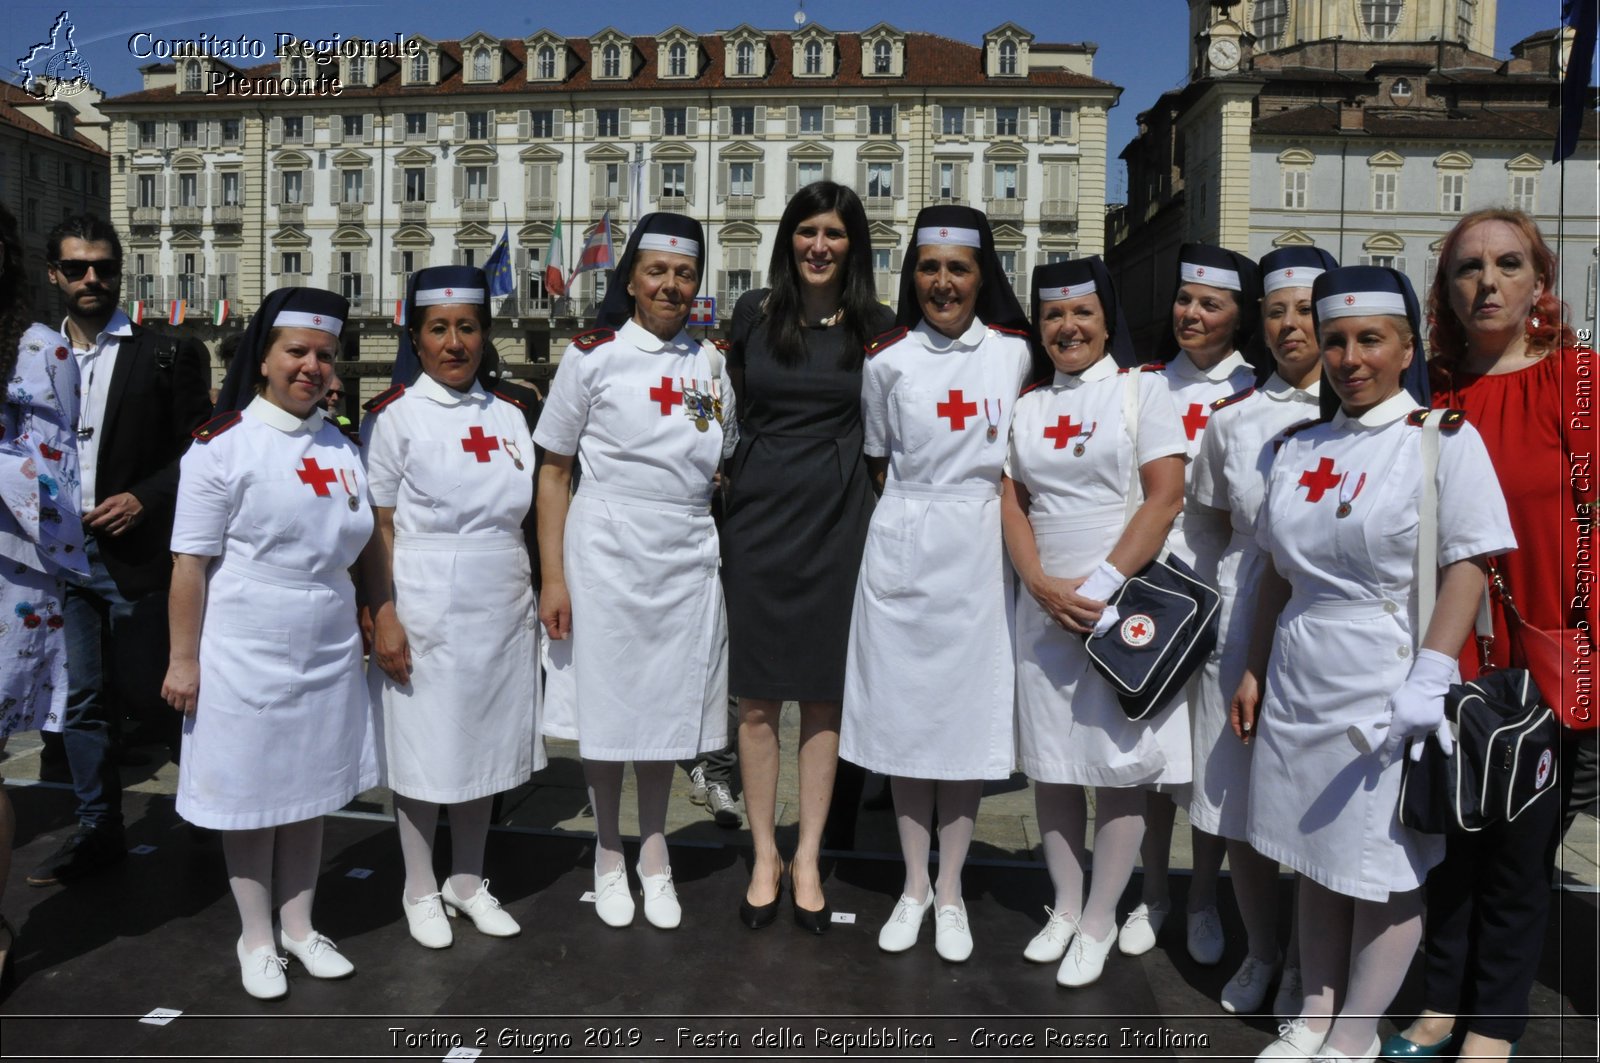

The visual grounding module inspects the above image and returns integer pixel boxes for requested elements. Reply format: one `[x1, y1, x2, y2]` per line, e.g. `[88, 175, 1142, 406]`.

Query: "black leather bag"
[1084, 553, 1221, 720]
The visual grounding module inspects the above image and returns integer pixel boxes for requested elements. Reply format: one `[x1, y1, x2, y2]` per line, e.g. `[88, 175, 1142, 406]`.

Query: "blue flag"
[1556, 0, 1599, 163]
[485, 224, 515, 297]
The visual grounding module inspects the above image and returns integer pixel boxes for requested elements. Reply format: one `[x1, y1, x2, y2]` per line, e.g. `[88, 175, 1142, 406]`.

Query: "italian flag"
[212, 299, 229, 323]
[544, 211, 566, 297]
[393, 299, 406, 327]
[127, 300, 144, 325]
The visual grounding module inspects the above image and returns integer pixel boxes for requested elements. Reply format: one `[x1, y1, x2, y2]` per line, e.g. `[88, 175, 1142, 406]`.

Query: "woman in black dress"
[722, 182, 893, 931]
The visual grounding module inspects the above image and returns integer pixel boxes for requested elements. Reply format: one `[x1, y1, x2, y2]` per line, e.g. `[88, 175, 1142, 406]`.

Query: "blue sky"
[7, 0, 1576, 202]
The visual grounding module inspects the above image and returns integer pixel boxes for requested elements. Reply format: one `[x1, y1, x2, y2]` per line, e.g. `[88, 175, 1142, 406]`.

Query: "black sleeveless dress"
[720, 290, 893, 700]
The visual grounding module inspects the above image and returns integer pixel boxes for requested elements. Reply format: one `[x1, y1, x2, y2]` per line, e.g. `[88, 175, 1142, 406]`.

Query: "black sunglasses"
[52, 259, 121, 281]
[325, 390, 346, 400]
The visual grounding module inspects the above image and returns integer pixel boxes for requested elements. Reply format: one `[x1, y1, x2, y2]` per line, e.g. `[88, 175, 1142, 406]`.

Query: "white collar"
[1332, 389, 1416, 429]
[1053, 354, 1117, 389]
[60, 309, 134, 350]
[1261, 372, 1321, 403]
[620, 317, 697, 355]
[246, 394, 326, 434]
[1170, 349, 1249, 382]
[913, 316, 988, 352]
[411, 369, 488, 407]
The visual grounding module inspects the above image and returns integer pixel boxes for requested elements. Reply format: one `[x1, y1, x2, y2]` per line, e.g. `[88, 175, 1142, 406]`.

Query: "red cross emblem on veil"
[940, 228, 949, 237]
[445, 287, 454, 296]
[1284, 269, 1295, 278]
[1195, 267, 1206, 277]
[312, 315, 323, 325]
[1345, 295, 1356, 305]
[670, 237, 678, 246]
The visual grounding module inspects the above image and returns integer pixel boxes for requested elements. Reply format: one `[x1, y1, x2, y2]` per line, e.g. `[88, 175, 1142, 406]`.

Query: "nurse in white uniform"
[361, 266, 540, 949]
[840, 205, 1039, 963]
[1236, 266, 1513, 1063]
[534, 213, 731, 932]
[1189, 245, 1338, 1015]
[1122, 243, 1263, 968]
[163, 288, 376, 1000]
[1002, 257, 1186, 987]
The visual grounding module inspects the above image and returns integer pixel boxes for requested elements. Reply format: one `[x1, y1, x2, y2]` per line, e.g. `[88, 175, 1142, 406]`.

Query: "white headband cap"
[1036, 280, 1097, 302]
[1179, 260, 1242, 291]
[638, 232, 700, 258]
[1316, 290, 1409, 320]
[1263, 266, 1325, 294]
[274, 309, 343, 334]
[916, 225, 983, 249]
[414, 286, 486, 307]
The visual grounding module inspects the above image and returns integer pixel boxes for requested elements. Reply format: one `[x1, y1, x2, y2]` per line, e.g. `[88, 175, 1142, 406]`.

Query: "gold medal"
[696, 416, 709, 432]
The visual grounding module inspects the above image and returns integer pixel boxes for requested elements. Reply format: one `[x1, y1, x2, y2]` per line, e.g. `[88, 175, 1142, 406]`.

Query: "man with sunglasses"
[27, 215, 210, 887]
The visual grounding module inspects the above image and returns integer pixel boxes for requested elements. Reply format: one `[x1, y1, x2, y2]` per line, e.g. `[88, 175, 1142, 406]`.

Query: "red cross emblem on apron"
[296, 457, 337, 497]
[461, 425, 500, 462]
[1042, 415, 1083, 450]
[936, 389, 978, 431]
[649, 376, 684, 415]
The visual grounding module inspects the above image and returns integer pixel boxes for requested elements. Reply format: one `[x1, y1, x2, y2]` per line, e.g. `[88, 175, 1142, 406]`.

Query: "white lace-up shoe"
[1056, 923, 1117, 987]
[402, 890, 453, 949]
[1220, 953, 1281, 1014]
[593, 864, 635, 927]
[1023, 906, 1076, 963]
[1273, 965, 1304, 1023]
[1117, 900, 1168, 955]
[876, 889, 934, 953]
[1256, 1018, 1325, 1060]
[637, 864, 682, 929]
[934, 902, 973, 962]
[237, 937, 288, 1000]
[279, 929, 354, 979]
[1187, 904, 1225, 965]
[442, 879, 521, 937]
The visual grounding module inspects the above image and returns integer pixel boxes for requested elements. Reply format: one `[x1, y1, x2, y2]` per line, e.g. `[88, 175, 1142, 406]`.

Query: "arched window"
[537, 45, 555, 79]
[999, 40, 1017, 75]
[289, 56, 308, 82]
[736, 41, 754, 75]
[804, 40, 822, 74]
[873, 40, 892, 74]
[1362, 0, 1403, 41]
[602, 43, 621, 78]
[669, 42, 687, 77]
[349, 56, 367, 84]
[472, 47, 492, 82]
[409, 52, 429, 82]
[1253, 0, 1288, 51]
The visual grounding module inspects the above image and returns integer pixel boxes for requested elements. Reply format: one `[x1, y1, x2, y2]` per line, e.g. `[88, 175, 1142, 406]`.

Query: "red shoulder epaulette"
[571, 327, 615, 352]
[989, 324, 1030, 339]
[491, 387, 527, 411]
[1019, 378, 1048, 397]
[1212, 387, 1255, 412]
[1407, 408, 1466, 429]
[711, 337, 731, 352]
[864, 326, 908, 358]
[363, 383, 406, 415]
[1272, 418, 1321, 452]
[1116, 362, 1166, 374]
[191, 410, 242, 443]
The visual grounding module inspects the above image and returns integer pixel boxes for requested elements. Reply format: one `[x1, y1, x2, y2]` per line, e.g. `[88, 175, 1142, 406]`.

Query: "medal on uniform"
[709, 375, 724, 427]
[1073, 421, 1099, 458]
[984, 398, 1001, 443]
[504, 441, 525, 470]
[338, 468, 361, 511]
[1336, 471, 1366, 518]
[681, 377, 712, 432]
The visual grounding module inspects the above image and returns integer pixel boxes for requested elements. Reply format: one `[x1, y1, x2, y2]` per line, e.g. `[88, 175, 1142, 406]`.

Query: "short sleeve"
[1254, 446, 1283, 562]
[361, 410, 402, 508]
[1436, 422, 1517, 566]
[861, 356, 889, 458]
[1136, 375, 1189, 469]
[170, 437, 232, 556]
[531, 344, 593, 457]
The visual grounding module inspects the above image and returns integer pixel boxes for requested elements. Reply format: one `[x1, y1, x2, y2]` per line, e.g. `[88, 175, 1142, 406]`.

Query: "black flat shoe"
[739, 866, 782, 929]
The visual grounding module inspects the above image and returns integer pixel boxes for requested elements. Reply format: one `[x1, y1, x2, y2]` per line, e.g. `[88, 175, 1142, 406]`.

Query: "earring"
[1530, 315, 1542, 330]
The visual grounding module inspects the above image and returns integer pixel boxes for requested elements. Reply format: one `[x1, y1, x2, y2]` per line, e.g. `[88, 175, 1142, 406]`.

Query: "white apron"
[1188, 377, 1320, 839]
[174, 400, 376, 830]
[1247, 392, 1514, 900]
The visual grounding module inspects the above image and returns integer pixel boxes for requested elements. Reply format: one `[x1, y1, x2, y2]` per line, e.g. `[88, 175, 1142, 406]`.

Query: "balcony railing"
[1039, 199, 1078, 223]
[724, 195, 756, 219]
[657, 195, 688, 212]
[863, 195, 896, 220]
[213, 204, 244, 226]
[515, 291, 554, 317]
[171, 205, 204, 226]
[277, 203, 306, 224]
[399, 201, 428, 222]
[525, 198, 555, 221]
[459, 199, 491, 221]
[338, 202, 366, 223]
[130, 206, 162, 228]
[985, 197, 1024, 221]
[590, 195, 623, 214]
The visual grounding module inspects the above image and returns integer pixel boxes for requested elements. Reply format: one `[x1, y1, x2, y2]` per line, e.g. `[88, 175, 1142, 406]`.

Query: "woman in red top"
[1384, 209, 1591, 1063]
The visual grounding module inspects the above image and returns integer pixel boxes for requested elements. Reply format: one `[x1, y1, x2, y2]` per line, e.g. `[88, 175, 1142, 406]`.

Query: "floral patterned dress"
[1, 323, 86, 738]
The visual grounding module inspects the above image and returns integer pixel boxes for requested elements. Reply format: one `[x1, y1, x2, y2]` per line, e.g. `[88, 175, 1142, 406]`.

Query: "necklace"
[814, 307, 845, 327]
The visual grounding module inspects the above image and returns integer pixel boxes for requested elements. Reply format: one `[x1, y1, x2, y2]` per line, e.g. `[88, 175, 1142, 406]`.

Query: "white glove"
[1347, 648, 1458, 763]
[1079, 561, 1126, 639]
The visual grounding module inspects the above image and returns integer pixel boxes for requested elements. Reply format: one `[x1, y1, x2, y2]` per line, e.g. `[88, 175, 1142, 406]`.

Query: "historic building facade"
[1108, 0, 1597, 354]
[97, 22, 1120, 390]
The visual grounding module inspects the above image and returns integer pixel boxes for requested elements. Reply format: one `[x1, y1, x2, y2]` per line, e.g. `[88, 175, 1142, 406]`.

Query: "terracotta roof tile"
[1253, 103, 1598, 140]
[0, 81, 108, 152]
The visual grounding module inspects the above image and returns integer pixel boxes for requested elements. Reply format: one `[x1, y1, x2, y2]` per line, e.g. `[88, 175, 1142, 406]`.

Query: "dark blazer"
[93, 323, 212, 598]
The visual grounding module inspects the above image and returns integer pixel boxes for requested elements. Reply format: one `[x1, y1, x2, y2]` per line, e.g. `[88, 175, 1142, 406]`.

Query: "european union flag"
[485, 224, 515, 297]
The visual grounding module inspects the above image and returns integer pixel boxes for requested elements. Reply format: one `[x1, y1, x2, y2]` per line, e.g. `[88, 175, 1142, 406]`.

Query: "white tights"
[394, 794, 493, 902]
[222, 818, 324, 951]
[1297, 877, 1424, 1057]
[891, 777, 981, 907]
[584, 760, 673, 877]
[1036, 784, 1146, 941]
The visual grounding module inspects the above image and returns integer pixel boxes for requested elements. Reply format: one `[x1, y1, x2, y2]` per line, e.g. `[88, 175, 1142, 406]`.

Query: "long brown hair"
[1427, 208, 1574, 365]
[0, 204, 32, 385]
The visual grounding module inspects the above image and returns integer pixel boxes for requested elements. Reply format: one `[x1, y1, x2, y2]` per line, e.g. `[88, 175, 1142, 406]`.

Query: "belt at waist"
[394, 529, 525, 552]
[1029, 502, 1125, 533]
[1291, 596, 1406, 621]
[217, 555, 353, 589]
[883, 480, 999, 502]
[577, 481, 711, 515]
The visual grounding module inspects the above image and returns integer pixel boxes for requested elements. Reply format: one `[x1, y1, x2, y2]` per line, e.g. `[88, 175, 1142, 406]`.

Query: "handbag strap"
[1122, 369, 1143, 527]
[1417, 409, 1443, 636]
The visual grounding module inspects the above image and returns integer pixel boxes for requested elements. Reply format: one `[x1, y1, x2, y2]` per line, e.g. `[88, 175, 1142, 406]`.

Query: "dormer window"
[349, 56, 367, 83]
[873, 40, 892, 74]
[804, 40, 822, 74]
[669, 42, 687, 77]
[537, 46, 555, 79]
[472, 47, 492, 81]
[183, 61, 201, 91]
[999, 40, 1017, 75]
[289, 56, 308, 82]
[602, 44, 621, 78]
[736, 41, 754, 75]
[410, 53, 429, 82]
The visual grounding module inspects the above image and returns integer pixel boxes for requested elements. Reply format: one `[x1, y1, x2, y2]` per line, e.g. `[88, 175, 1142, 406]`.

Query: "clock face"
[1207, 38, 1240, 71]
